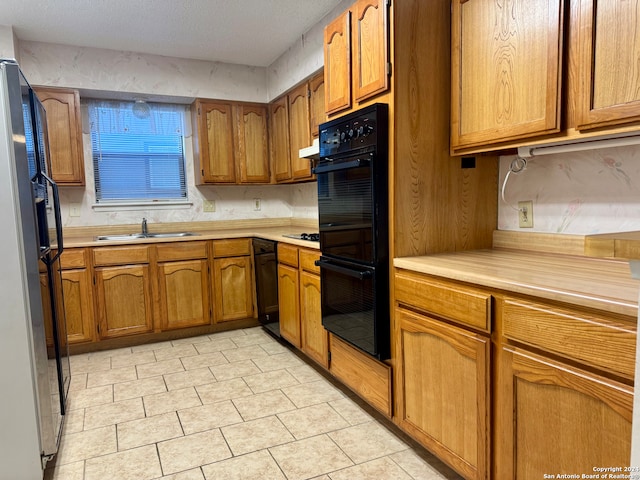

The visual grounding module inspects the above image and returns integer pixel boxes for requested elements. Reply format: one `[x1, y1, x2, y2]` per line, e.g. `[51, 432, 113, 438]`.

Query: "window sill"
[92, 201, 193, 212]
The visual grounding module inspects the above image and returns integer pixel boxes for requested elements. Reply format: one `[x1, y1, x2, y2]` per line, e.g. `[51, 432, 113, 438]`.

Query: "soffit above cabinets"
[3, 0, 343, 67]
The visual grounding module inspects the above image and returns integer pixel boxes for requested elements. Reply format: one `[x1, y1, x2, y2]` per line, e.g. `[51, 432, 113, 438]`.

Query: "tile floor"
[45, 327, 462, 480]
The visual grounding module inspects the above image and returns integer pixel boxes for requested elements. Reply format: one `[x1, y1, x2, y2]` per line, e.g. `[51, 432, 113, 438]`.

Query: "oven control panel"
[319, 103, 387, 158]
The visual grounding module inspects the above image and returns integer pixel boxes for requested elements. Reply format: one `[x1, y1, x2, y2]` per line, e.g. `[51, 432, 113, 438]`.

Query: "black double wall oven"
[314, 103, 389, 360]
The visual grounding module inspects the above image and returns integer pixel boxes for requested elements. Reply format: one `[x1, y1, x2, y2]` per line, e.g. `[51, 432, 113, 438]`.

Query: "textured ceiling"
[3, 0, 342, 67]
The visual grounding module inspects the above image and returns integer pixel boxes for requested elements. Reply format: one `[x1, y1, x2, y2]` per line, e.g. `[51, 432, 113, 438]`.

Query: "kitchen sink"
[95, 232, 198, 241]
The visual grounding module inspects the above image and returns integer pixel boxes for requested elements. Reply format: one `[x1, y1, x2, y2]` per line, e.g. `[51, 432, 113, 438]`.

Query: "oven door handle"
[312, 157, 370, 174]
[315, 259, 372, 279]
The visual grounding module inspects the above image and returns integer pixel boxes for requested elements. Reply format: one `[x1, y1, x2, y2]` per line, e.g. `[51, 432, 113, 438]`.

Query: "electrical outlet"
[70, 203, 81, 217]
[203, 200, 216, 212]
[518, 201, 534, 228]
[253, 198, 261, 211]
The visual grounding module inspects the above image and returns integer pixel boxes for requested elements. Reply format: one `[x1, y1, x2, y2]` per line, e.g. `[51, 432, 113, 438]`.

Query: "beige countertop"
[61, 219, 320, 250]
[394, 249, 640, 318]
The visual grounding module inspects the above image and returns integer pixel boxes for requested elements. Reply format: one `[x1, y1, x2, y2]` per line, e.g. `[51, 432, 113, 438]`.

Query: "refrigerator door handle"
[40, 172, 63, 262]
[315, 259, 372, 279]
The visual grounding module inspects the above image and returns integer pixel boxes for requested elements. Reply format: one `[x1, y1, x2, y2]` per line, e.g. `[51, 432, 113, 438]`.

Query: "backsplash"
[498, 144, 640, 234]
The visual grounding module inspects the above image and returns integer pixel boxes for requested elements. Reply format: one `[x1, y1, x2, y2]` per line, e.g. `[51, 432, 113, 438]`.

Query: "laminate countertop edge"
[394, 249, 640, 318]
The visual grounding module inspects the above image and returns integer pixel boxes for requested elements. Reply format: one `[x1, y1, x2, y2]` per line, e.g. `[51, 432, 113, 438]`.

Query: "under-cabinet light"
[517, 133, 640, 158]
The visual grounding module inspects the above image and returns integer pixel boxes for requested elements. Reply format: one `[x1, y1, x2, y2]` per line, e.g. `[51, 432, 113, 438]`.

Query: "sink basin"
[96, 232, 198, 241]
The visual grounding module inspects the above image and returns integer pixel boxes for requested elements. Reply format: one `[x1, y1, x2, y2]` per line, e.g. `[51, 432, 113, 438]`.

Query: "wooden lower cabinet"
[94, 264, 153, 339]
[278, 262, 300, 347]
[158, 259, 211, 330]
[299, 251, 327, 368]
[396, 306, 489, 480]
[62, 268, 95, 344]
[495, 346, 633, 479]
[210, 239, 254, 323]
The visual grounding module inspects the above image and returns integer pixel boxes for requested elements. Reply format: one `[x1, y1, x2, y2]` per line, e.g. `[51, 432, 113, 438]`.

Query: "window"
[88, 100, 187, 204]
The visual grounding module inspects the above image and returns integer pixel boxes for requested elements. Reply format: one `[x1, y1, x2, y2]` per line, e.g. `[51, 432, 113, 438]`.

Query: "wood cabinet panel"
[395, 270, 491, 331]
[95, 264, 153, 338]
[212, 238, 251, 258]
[329, 334, 392, 417]
[309, 72, 326, 138]
[278, 263, 300, 347]
[213, 256, 253, 322]
[237, 104, 270, 183]
[277, 243, 299, 268]
[156, 241, 208, 262]
[577, 0, 640, 129]
[158, 259, 211, 330]
[397, 307, 489, 480]
[60, 248, 87, 269]
[324, 10, 352, 115]
[299, 249, 320, 274]
[451, 0, 563, 149]
[34, 87, 85, 185]
[93, 245, 149, 266]
[352, 0, 389, 102]
[300, 267, 327, 368]
[192, 100, 236, 184]
[502, 297, 636, 379]
[288, 84, 313, 180]
[62, 268, 95, 344]
[269, 97, 291, 182]
[495, 346, 632, 479]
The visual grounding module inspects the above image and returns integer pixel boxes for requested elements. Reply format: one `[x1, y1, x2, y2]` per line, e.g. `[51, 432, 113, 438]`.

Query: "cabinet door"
[62, 269, 95, 344]
[309, 72, 326, 138]
[278, 263, 300, 348]
[495, 346, 632, 479]
[95, 265, 153, 338]
[194, 100, 236, 183]
[577, 0, 640, 130]
[159, 260, 211, 330]
[324, 10, 351, 115]
[288, 84, 313, 180]
[237, 104, 270, 183]
[352, 0, 389, 103]
[396, 307, 489, 480]
[269, 97, 291, 182]
[34, 88, 85, 185]
[213, 256, 254, 322]
[451, 0, 563, 150]
[300, 271, 327, 368]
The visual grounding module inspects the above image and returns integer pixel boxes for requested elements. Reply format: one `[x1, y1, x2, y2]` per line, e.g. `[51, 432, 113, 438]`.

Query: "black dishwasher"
[253, 238, 279, 337]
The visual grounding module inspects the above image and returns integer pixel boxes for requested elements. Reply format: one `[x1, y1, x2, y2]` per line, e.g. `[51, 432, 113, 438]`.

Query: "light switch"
[70, 203, 81, 217]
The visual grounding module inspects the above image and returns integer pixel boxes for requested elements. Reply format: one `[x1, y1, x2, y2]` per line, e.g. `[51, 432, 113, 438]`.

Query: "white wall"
[0, 25, 20, 61]
[498, 145, 640, 234]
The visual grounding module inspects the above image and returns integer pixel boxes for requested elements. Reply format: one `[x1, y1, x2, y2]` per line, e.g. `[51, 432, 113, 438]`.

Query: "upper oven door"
[315, 152, 375, 264]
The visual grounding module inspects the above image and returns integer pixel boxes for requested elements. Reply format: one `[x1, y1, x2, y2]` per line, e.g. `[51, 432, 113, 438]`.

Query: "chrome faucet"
[141, 218, 148, 235]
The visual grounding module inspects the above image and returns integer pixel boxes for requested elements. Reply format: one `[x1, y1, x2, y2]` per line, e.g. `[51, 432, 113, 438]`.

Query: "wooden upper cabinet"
[577, 0, 640, 130]
[270, 97, 292, 182]
[192, 100, 236, 184]
[34, 87, 85, 185]
[451, 0, 564, 150]
[288, 84, 313, 180]
[324, 10, 352, 115]
[309, 72, 326, 138]
[237, 104, 270, 183]
[352, 0, 389, 103]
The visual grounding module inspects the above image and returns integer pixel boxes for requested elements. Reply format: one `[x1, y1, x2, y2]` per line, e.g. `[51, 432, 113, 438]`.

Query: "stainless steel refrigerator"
[0, 59, 69, 478]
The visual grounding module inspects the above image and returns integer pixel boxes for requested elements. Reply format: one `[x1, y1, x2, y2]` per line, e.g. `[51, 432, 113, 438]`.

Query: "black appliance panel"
[253, 238, 279, 337]
[316, 256, 389, 359]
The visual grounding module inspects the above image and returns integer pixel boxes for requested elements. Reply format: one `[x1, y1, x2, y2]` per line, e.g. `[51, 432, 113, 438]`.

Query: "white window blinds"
[88, 100, 187, 203]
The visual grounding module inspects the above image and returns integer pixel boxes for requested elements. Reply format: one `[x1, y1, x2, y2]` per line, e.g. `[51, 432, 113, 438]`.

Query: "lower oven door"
[316, 256, 389, 359]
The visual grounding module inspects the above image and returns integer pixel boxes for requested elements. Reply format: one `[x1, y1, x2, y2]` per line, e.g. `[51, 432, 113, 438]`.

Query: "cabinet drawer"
[212, 238, 251, 257]
[156, 241, 208, 262]
[60, 248, 86, 269]
[93, 246, 149, 266]
[395, 269, 491, 331]
[278, 243, 299, 268]
[299, 248, 320, 274]
[502, 298, 636, 379]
